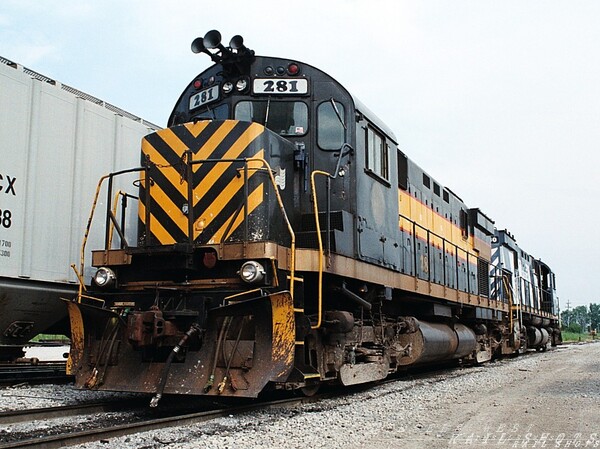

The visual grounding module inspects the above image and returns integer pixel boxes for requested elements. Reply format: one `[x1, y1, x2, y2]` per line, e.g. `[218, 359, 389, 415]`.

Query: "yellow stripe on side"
[398, 189, 479, 256]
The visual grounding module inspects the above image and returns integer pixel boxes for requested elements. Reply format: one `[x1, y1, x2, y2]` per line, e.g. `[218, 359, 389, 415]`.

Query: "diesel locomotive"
[65, 31, 561, 405]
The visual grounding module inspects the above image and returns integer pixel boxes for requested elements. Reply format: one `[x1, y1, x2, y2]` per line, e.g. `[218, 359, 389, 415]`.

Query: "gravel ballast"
[2, 342, 599, 448]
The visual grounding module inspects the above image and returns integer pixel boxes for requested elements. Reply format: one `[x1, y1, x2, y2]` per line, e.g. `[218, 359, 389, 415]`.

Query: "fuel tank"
[397, 319, 478, 366]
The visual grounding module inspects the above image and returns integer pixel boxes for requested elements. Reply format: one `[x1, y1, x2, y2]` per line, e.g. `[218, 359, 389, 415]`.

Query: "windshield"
[191, 104, 229, 121]
[235, 101, 308, 136]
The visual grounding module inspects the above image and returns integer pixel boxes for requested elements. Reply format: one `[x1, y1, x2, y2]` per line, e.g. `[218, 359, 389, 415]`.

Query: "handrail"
[503, 273, 523, 342]
[181, 154, 296, 298]
[306, 144, 353, 330]
[108, 190, 134, 249]
[246, 157, 296, 299]
[106, 190, 138, 250]
[78, 156, 296, 303]
[77, 167, 145, 302]
[107, 190, 123, 249]
[401, 212, 481, 292]
[310, 170, 331, 330]
[219, 162, 267, 247]
[78, 174, 110, 300]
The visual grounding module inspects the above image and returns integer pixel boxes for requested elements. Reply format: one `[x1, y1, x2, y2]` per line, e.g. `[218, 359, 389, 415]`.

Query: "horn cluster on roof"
[191, 30, 255, 75]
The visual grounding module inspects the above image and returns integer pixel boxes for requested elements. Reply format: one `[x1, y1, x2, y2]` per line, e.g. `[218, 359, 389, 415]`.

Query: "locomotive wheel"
[301, 384, 320, 397]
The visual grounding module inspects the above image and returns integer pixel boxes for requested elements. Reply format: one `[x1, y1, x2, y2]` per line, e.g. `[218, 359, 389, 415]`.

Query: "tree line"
[561, 303, 600, 333]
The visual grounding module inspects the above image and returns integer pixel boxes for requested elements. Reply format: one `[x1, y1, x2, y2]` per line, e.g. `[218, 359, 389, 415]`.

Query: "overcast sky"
[1, 0, 598, 309]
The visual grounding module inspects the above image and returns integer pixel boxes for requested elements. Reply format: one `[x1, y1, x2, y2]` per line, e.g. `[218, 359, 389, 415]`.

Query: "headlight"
[238, 261, 265, 284]
[93, 267, 116, 288]
[236, 78, 248, 92]
[222, 82, 233, 94]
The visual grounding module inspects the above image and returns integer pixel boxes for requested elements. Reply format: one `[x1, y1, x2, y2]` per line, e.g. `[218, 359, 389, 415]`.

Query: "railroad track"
[0, 351, 551, 448]
[0, 394, 316, 449]
[0, 367, 473, 448]
[0, 362, 71, 386]
[0, 399, 149, 426]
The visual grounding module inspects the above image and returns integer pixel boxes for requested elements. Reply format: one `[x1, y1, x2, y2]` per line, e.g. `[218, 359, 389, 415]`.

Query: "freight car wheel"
[301, 384, 320, 397]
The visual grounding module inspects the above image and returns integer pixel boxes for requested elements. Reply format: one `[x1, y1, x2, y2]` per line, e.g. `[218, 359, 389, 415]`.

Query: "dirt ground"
[367, 342, 600, 448]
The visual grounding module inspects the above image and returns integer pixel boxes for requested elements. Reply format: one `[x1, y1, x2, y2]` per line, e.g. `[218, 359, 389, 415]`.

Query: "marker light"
[193, 79, 202, 89]
[238, 261, 265, 284]
[264, 66, 274, 75]
[287, 63, 300, 75]
[93, 267, 116, 288]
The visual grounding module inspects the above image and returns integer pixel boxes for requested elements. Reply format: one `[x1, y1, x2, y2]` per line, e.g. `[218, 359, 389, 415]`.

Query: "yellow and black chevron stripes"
[138, 120, 267, 245]
[192, 153, 265, 243]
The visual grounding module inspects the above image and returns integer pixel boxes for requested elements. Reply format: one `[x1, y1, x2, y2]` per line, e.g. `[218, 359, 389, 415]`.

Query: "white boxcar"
[0, 56, 159, 358]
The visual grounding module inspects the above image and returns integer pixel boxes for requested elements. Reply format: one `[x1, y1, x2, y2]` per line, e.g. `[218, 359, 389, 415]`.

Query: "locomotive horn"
[203, 29, 231, 56]
[191, 37, 207, 54]
[191, 37, 221, 62]
[229, 35, 245, 50]
[203, 30, 222, 48]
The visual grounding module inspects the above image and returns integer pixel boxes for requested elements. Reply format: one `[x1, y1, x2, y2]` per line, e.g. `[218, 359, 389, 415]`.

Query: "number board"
[253, 78, 308, 95]
[189, 85, 219, 110]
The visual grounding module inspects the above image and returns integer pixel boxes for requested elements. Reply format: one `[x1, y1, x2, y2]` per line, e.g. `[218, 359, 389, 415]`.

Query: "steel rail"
[0, 396, 313, 449]
[0, 362, 70, 386]
[0, 400, 145, 425]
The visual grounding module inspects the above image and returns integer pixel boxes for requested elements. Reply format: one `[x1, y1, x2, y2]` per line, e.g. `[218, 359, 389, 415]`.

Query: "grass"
[561, 331, 597, 343]
[29, 334, 70, 344]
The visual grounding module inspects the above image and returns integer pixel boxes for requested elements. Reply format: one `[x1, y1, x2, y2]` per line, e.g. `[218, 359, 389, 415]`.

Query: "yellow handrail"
[70, 264, 86, 292]
[309, 170, 331, 329]
[78, 174, 110, 301]
[76, 157, 296, 303]
[107, 190, 125, 249]
[243, 157, 296, 299]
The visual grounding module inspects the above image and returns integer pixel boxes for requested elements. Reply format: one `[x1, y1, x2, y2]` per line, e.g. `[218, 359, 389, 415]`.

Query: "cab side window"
[317, 101, 345, 150]
[366, 125, 389, 181]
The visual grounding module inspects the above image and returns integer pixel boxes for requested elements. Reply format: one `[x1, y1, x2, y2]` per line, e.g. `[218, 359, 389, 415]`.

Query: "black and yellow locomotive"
[66, 31, 561, 404]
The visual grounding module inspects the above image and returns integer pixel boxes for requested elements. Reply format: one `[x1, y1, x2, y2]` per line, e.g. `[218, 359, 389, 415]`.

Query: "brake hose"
[150, 323, 202, 407]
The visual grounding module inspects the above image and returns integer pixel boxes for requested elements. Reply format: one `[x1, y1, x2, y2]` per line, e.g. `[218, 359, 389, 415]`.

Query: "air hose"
[150, 323, 202, 407]
[204, 317, 231, 393]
